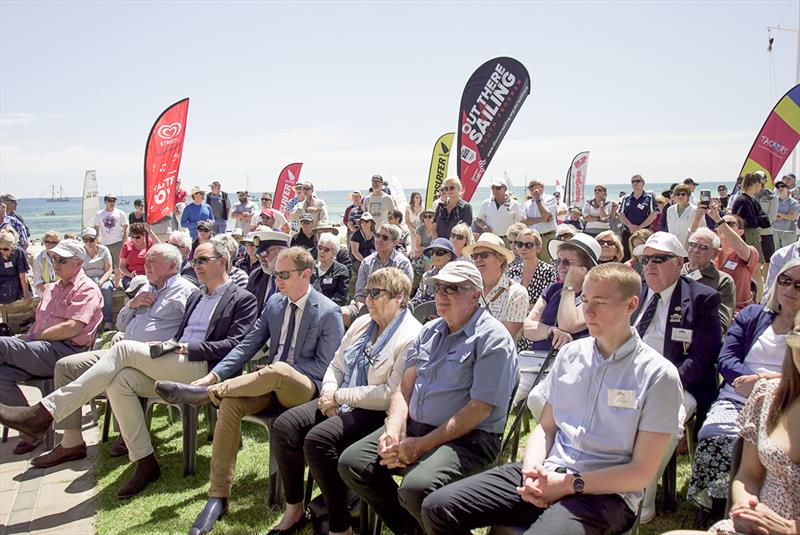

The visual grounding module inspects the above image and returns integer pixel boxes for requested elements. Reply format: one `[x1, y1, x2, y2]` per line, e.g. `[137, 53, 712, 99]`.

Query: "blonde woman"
[434, 177, 473, 239]
[448, 222, 474, 261]
[0, 230, 30, 304]
[33, 230, 60, 294]
[507, 228, 558, 313]
[595, 230, 624, 263]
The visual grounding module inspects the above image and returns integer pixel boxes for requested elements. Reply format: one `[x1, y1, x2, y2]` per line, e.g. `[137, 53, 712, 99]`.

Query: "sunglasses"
[555, 258, 576, 267]
[640, 254, 677, 265]
[300, 220, 312, 225]
[442, 185, 457, 192]
[317, 245, 332, 254]
[275, 268, 304, 280]
[513, 241, 540, 249]
[82, 237, 95, 243]
[197, 228, 210, 233]
[470, 251, 496, 261]
[776, 185, 788, 189]
[687, 241, 712, 251]
[430, 249, 452, 257]
[597, 240, 616, 247]
[302, 187, 313, 191]
[44, 240, 59, 245]
[450, 233, 465, 241]
[491, 186, 505, 191]
[377, 233, 394, 242]
[131, 234, 144, 239]
[422, 214, 433, 220]
[48, 256, 73, 265]
[191, 255, 221, 266]
[434, 283, 469, 295]
[787, 331, 800, 350]
[0, 247, 12, 253]
[364, 288, 390, 300]
[594, 188, 605, 193]
[777, 273, 800, 290]
[261, 198, 270, 202]
[722, 219, 740, 228]
[631, 180, 644, 184]
[674, 192, 688, 197]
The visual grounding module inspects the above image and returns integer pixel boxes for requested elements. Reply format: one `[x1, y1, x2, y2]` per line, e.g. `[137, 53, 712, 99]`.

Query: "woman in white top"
[582, 184, 617, 237]
[80, 227, 114, 327]
[32, 230, 60, 295]
[268, 268, 422, 535]
[664, 184, 705, 246]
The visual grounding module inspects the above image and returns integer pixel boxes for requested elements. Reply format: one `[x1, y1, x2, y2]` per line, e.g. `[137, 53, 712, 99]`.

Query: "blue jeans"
[93, 278, 114, 324]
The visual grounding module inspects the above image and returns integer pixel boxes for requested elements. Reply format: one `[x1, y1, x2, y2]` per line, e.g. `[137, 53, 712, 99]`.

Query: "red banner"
[273, 162, 303, 216]
[565, 151, 589, 207]
[144, 98, 189, 224]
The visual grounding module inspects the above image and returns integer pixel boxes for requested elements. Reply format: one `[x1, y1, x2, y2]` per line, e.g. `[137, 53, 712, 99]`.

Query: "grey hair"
[688, 227, 720, 250]
[317, 232, 340, 254]
[380, 223, 402, 241]
[147, 243, 182, 272]
[168, 230, 192, 250]
[764, 258, 800, 313]
[214, 235, 240, 271]
[208, 236, 232, 271]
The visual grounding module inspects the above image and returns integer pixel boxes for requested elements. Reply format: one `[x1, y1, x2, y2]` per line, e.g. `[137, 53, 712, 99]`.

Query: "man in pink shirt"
[0, 238, 102, 453]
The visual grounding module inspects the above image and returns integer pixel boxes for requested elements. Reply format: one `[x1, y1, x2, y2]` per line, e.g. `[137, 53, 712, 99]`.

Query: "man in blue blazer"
[155, 246, 344, 534]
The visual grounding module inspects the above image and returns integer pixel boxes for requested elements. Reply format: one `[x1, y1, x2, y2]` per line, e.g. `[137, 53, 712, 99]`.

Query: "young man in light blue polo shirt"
[421, 263, 683, 535]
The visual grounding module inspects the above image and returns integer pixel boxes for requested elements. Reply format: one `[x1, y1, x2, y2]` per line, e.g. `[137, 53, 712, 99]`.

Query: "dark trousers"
[338, 419, 500, 535]
[271, 399, 385, 532]
[421, 463, 635, 535]
[621, 227, 632, 262]
[0, 337, 79, 406]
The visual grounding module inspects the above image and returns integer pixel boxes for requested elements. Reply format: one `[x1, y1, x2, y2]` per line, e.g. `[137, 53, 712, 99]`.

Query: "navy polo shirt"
[621, 192, 656, 226]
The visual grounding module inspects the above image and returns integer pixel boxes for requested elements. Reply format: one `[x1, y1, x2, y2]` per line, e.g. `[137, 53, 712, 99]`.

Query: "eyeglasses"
[787, 331, 800, 350]
[450, 233, 465, 241]
[777, 273, 800, 290]
[514, 241, 540, 249]
[376, 233, 394, 242]
[82, 238, 95, 243]
[44, 240, 59, 245]
[687, 241, 712, 251]
[555, 258, 576, 267]
[275, 268, 304, 280]
[640, 254, 677, 265]
[431, 249, 452, 257]
[434, 283, 469, 295]
[364, 288, 390, 300]
[723, 219, 740, 228]
[48, 255, 73, 265]
[317, 245, 332, 254]
[442, 185, 457, 192]
[597, 240, 616, 247]
[470, 251, 496, 261]
[191, 255, 221, 266]
[107, 200, 117, 203]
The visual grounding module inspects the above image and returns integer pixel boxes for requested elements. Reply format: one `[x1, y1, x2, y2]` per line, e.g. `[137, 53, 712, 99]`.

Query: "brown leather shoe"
[117, 454, 161, 499]
[0, 402, 53, 443]
[13, 438, 39, 455]
[108, 436, 128, 458]
[31, 443, 87, 468]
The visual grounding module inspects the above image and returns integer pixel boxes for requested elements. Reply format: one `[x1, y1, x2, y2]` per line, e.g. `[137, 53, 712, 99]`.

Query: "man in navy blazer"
[155, 246, 344, 534]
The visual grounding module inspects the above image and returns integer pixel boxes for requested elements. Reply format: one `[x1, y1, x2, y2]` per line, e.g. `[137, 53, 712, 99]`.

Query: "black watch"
[572, 472, 585, 495]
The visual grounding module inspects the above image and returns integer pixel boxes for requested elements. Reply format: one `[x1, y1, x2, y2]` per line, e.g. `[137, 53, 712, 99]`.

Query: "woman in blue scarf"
[269, 267, 423, 535]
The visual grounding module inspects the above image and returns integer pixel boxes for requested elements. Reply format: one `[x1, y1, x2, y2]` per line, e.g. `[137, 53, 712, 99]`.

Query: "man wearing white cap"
[339, 261, 518, 534]
[0, 239, 103, 454]
[631, 231, 722, 521]
[247, 230, 291, 309]
[475, 177, 522, 242]
[181, 186, 215, 240]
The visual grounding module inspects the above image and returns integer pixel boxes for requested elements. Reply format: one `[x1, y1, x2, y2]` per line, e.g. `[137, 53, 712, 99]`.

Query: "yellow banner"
[425, 132, 455, 208]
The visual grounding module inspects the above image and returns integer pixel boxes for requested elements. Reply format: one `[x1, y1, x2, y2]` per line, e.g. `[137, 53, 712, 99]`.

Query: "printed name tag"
[723, 260, 738, 270]
[3, 261, 12, 269]
[637, 203, 646, 210]
[671, 328, 693, 343]
[608, 389, 637, 409]
[687, 269, 702, 281]
[322, 277, 333, 285]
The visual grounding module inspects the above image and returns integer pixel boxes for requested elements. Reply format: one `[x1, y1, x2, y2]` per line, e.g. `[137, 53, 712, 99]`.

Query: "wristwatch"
[562, 285, 576, 294]
[572, 472, 585, 494]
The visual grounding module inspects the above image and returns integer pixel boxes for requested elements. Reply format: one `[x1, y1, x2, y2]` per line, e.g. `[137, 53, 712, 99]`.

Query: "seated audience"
[448, 221, 474, 261]
[412, 208, 436, 263]
[337, 261, 518, 534]
[0, 229, 30, 304]
[0, 240, 257, 497]
[216, 234, 249, 289]
[32, 230, 60, 295]
[0, 239, 103, 454]
[316, 232, 350, 305]
[762, 237, 800, 302]
[681, 228, 736, 331]
[269, 268, 422, 534]
[387, 209, 410, 256]
[420, 263, 683, 535]
[235, 235, 259, 274]
[687, 258, 800, 522]
[410, 238, 456, 308]
[153, 247, 343, 534]
[80, 227, 114, 329]
[312, 221, 352, 271]
[349, 212, 376, 265]
[507, 229, 558, 320]
[120, 222, 154, 289]
[246, 230, 290, 310]
[167, 230, 198, 286]
[625, 228, 652, 280]
[596, 229, 624, 264]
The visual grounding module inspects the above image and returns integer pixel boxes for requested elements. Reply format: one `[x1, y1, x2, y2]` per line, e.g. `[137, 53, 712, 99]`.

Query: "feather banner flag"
[564, 151, 590, 207]
[425, 132, 455, 208]
[144, 98, 189, 224]
[273, 163, 303, 217]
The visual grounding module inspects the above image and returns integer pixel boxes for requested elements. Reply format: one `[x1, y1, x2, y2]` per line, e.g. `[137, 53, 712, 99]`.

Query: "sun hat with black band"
[423, 237, 456, 259]
[420, 208, 435, 218]
[252, 230, 290, 254]
[632, 231, 688, 258]
[313, 220, 339, 235]
[462, 233, 515, 264]
[547, 233, 602, 266]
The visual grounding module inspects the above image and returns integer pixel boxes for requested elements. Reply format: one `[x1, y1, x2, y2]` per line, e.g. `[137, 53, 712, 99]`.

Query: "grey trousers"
[0, 337, 81, 406]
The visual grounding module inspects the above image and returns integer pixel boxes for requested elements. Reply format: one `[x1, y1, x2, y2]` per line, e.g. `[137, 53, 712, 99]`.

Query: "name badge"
[671, 328, 693, 343]
[687, 269, 702, 281]
[322, 277, 333, 285]
[724, 260, 738, 270]
[3, 261, 12, 269]
[608, 389, 637, 409]
[637, 203, 646, 210]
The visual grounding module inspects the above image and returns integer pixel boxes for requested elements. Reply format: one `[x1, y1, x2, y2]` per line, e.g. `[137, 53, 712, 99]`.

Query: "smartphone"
[700, 189, 711, 208]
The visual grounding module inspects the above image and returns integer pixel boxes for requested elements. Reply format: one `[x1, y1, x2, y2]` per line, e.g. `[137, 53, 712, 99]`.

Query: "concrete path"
[0, 386, 98, 535]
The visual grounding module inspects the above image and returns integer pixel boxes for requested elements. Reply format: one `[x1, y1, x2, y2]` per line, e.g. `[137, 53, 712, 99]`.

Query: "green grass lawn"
[95, 406, 699, 535]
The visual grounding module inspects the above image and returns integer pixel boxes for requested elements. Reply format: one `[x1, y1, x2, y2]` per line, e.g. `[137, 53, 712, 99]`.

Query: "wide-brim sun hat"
[547, 233, 601, 266]
[462, 232, 515, 264]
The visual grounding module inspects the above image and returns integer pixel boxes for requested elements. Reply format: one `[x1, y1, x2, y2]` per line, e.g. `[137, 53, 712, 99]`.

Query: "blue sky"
[1, 0, 798, 198]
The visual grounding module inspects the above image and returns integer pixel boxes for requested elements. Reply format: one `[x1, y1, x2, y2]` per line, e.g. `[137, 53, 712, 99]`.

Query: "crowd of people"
[0, 170, 798, 535]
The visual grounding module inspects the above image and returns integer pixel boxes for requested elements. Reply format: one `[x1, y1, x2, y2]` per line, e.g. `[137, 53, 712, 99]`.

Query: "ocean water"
[13, 181, 735, 241]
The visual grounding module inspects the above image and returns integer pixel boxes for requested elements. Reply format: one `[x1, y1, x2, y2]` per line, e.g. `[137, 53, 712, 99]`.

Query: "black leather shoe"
[117, 454, 161, 499]
[267, 516, 307, 535]
[154, 381, 210, 407]
[189, 497, 228, 535]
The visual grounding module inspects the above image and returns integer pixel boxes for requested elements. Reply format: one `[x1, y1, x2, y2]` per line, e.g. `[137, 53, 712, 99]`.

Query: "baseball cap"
[371, 174, 383, 183]
[49, 239, 84, 258]
[80, 227, 97, 239]
[632, 231, 688, 258]
[125, 275, 149, 297]
[299, 213, 314, 223]
[196, 220, 213, 231]
[782, 173, 796, 180]
[210, 181, 221, 187]
[104, 194, 117, 201]
[427, 261, 483, 288]
[683, 178, 699, 186]
[231, 228, 243, 238]
[0, 194, 17, 202]
[490, 177, 507, 188]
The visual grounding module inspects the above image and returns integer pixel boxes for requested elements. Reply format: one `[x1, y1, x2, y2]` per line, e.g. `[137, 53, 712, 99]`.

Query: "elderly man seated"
[681, 227, 736, 331]
[0, 239, 103, 454]
[246, 230, 290, 310]
[28, 243, 199, 468]
[0, 239, 258, 498]
[337, 261, 518, 534]
[420, 263, 683, 534]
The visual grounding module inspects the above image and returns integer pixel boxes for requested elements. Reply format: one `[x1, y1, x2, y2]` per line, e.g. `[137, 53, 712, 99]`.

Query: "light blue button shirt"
[354, 250, 413, 301]
[116, 274, 199, 343]
[541, 330, 683, 513]
[405, 307, 518, 434]
[179, 281, 231, 345]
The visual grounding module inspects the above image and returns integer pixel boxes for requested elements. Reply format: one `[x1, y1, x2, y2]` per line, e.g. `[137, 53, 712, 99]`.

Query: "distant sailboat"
[46, 183, 69, 202]
[81, 170, 99, 229]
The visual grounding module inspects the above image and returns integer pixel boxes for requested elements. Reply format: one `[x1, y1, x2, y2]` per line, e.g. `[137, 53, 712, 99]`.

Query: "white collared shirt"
[478, 196, 522, 236]
[524, 194, 558, 234]
[275, 286, 312, 365]
[635, 279, 678, 355]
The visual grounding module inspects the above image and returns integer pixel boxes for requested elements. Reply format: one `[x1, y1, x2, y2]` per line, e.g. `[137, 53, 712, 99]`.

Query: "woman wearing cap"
[349, 213, 376, 264]
[582, 184, 616, 237]
[434, 177, 473, 240]
[189, 220, 214, 259]
[0, 229, 30, 304]
[119, 223, 154, 290]
[405, 192, 423, 237]
[235, 236, 259, 275]
[412, 208, 437, 261]
[595, 230, 624, 264]
[506, 229, 558, 320]
[410, 238, 456, 308]
[80, 228, 114, 328]
[317, 232, 350, 305]
[564, 206, 585, 231]
[774, 180, 800, 250]
[269, 268, 422, 535]
[449, 222, 474, 261]
[687, 259, 800, 526]
[32, 230, 60, 295]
